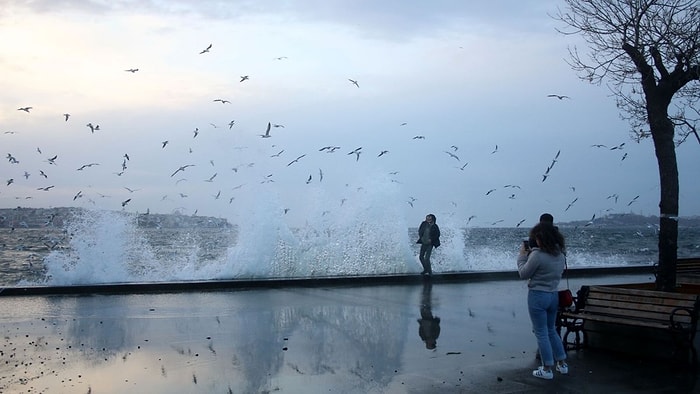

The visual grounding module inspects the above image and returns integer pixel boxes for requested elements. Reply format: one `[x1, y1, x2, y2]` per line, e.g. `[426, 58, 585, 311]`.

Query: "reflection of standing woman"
[417, 214, 440, 275]
[517, 222, 569, 380]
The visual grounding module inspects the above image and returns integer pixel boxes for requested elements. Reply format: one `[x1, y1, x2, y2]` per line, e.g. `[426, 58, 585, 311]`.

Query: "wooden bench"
[559, 285, 700, 361]
[677, 257, 700, 285]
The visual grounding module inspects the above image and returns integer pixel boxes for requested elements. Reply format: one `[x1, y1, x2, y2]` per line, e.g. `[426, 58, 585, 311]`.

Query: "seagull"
[378, 150, 389, 157]
[412, 135, 425, 140]
[73, 191, 83, 201]
[228, 120, 235, 129]
[87, 123, 96, 133]
[124, 187, 140, 193]
[610, 142, 626, 150]
[270, 149, 284, 157]
[161, 140, 169, 148]
[466, 215, 476, 225]
[170, 164, 195, 177]
[565, 197, 578, 211]
[213, 99, 230, 104]
[6, 178, 14, 186]
[306, 175, 312, 184]
[547, 94, 570, 100]
[76, 163, 99, 171]
[199, 44, 212, 54]
[193, 128, 199, 138]
[591, 144, 607, 148]
[516, 219, 526, 227]
[240, 75, 249, 82]
[125, 68, 139, 73]
[485, 188, 497, 195]
[348, 78, 359, 88]
[400, 122, 407, 126]
[121, 198, 131, 207]
[491, 144, 499, 154]
[63, 113, 70, 121]
[205, 173, 217, 182]
[627, 195, 640, 206]
[444, 151, 460, 161]
[319, 168, 324, 182]
[47, 155, 58, 165]
[23, 171, 30, 179]
[287, 154, 306, 166]
[274, 56, 288, 60]
[17, 107, 32, 112]
[260, 122, 271, 138]
[456, 162, 468, 171]
[39, 170, 48, 178]
[37, 185, 55, 191]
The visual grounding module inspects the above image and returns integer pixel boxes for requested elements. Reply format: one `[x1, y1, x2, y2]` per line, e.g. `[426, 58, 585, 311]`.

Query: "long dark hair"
[529, 222, 565, 256]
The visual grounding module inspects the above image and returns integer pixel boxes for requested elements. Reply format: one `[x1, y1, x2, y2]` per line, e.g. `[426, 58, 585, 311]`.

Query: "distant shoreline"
[1, 206, 698, 229]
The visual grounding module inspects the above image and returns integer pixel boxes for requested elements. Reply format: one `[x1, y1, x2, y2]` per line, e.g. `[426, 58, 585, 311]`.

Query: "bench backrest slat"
[583, 286, 699, 325]
[677, 258, 700, 273]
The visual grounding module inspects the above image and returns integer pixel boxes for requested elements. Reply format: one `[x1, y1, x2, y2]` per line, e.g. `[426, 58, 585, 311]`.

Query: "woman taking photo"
[517, 222, 568, 380]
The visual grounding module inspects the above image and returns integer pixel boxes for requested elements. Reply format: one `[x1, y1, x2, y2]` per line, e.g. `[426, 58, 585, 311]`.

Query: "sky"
[1, 0, 699, 229]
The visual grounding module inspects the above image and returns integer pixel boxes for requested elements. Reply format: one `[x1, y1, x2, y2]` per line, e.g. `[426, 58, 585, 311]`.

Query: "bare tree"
[554, 0, 699, 291]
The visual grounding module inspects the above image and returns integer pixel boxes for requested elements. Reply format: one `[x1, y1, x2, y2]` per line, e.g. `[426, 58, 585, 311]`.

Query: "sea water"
[1, 202, 699, 287]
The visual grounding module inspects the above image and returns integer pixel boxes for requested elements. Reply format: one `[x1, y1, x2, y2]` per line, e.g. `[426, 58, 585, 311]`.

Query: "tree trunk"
[649, 110, 679, 292]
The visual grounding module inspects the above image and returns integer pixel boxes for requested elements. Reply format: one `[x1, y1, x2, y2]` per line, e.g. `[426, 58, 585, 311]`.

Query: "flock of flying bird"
[3, 42, 639, 228]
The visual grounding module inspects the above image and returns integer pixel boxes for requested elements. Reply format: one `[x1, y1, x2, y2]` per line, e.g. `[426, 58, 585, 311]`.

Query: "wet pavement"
[1, 271, 698, 393]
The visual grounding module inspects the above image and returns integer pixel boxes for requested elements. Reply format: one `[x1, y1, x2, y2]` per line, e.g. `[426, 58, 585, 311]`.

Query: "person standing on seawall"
[417, 214, 440, 275]
[517, 222, 569, 380]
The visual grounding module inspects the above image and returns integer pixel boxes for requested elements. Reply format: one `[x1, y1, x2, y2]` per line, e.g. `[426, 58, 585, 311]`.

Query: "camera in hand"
[523, 238, 537, 249]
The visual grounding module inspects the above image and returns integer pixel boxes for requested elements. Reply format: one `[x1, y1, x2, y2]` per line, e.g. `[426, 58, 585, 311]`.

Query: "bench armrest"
[670, 306, 698, 334]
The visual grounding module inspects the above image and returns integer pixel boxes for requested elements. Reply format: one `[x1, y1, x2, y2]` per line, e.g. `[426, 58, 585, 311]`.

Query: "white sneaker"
[532, 366, 553, 380]
[556, 363, 569, 375]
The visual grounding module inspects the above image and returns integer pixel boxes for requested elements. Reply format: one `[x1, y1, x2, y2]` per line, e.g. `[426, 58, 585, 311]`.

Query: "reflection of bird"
[199, 44, 212, 54]
[348, 78, 359, 88]
[547, 94, 570, 100]
[260, 122, 271, 138]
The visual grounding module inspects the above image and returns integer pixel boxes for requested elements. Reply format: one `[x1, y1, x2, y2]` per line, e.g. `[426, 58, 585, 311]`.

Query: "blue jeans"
[528, 290, 567, 367]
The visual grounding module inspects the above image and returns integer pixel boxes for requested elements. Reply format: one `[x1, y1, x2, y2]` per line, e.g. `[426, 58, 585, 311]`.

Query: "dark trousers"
[419, 243, 433, 274]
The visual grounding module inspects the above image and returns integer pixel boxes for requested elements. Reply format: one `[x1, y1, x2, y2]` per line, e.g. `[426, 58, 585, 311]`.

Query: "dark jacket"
[416, 221, 441, 247]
